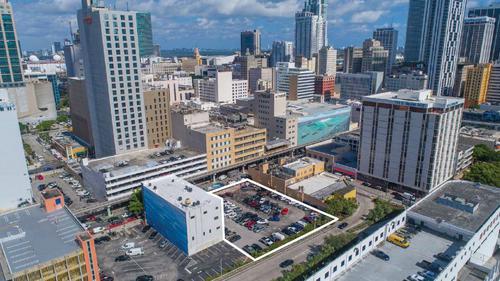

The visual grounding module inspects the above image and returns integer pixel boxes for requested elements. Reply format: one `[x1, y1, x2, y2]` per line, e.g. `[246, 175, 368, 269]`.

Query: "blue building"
[143, 175, 223, 256]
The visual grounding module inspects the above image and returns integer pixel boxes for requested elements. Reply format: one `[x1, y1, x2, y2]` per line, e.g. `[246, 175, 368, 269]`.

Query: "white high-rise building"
[78, 0, 148, 157]
[317, 45, 336, 76]
[294, 0, 327, 59]
[358, 89, 464, 193]
[276, 62, 315, 100]
[404, 0, 467, 96]
[194, 71, 248, 103]
[0, 93, 32, 211]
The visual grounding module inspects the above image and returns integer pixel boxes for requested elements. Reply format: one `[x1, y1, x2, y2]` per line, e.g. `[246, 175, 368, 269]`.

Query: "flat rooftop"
[288, 172, 352, 200]
[410, 181, 500, 233]
[283, 157, 322, 171]
[143, 175, 220, 210]
[0, 206, 84, 276]
[363, 89, 464, 109]
[191, 124, 227, 134]
[84, 147, 202, 177]
[308, 142, 350, 156]
[287, 101, 350, 117]
[338, 228, 464, 281]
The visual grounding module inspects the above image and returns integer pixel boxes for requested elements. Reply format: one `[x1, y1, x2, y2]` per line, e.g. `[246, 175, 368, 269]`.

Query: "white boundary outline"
[210, 179, 339, 261]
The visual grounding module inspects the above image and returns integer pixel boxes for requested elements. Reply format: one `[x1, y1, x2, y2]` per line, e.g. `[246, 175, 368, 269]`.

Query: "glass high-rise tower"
[404, 0, 467, 96]
[0, 0, 23, 88]
[136, 12, 153, 57]
[294, 0, 327, 59]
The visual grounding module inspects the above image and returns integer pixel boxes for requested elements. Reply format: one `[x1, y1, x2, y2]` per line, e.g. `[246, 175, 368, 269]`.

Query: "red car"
[244, 220, 256, 229]
[281, 208, 289, 216]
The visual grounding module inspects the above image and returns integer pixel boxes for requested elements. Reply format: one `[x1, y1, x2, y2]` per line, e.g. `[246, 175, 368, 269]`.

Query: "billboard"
[297, 107, 351, 145]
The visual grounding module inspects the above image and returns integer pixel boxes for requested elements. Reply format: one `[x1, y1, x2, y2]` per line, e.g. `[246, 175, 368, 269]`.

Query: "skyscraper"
[459, 17, 495, 64]
[136, 12, 154, 57]
[0, 0, 23, 88]
[361, 39, 389, 73]
[270, 41, 293, 67]
[469, 4, 500, 62]
[373, 27, 398, 74]
[343, 46, 363, 73]
[317, 45, 336, 76]
[78, 0, 148, 157]
[240, 29, 261, 55]
[294, 0, 327, 59]
[358, 90, 463, 193]
[404, 0, 467, 96]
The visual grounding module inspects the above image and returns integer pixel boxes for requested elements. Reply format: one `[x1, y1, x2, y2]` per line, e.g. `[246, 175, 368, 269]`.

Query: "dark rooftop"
[409, 181, 500, 233]
[0, 205, 85, 276]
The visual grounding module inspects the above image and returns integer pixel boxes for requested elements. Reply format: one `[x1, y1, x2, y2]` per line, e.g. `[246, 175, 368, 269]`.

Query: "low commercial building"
[170, 106, 266, 170]
[0, 190, 100, 281]
[306, 141, 358, 176]
[143, 175, 223, 256]
[52, 134, 88, 160]
[248, 157, 324, 191]
[304, 181, 499, 281]
[81, 146, 207, 201]
[288, 172, 356, 201]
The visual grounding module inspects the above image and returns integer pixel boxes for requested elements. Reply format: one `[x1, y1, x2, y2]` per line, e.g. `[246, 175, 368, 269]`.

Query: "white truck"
[126, 247, 144, 256]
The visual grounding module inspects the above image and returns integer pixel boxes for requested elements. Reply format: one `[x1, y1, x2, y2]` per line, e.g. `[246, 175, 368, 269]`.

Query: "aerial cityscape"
[0, 0, 499, 281]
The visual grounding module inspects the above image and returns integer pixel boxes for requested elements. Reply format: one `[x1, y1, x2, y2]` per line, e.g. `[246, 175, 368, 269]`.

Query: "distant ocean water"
[160, 49, 237, 58]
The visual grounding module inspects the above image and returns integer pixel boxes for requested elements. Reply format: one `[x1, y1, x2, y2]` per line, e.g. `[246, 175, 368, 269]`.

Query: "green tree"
[463, 162, 500, 187]
[324, 197, 358, 218]
[56, 114, 69, 123]
[366, 199, 396, 223]
[128, 189, 144, 214]
[473, 144, 500, 162]
[36, 120, 56, 131]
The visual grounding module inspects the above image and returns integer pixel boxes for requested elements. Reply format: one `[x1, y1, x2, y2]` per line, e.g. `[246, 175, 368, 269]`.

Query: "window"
[214, 216, 219, 220]
[190, 215, 195, 219]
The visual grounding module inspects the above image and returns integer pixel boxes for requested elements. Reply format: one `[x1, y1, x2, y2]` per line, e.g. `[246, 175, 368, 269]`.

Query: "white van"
[126, 248, 144, 256]
[272, 232, 286, 241]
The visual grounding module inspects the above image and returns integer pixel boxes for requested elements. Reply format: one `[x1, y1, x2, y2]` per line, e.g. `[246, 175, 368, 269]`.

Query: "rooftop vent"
[436, 193, 478, 214]
[177, 196, 182, 201]
[184, 198, 192, 206]
[115, 160, 129, 167]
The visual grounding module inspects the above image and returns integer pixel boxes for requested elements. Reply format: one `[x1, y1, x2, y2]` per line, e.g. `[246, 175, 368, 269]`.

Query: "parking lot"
[96, 224, 246, 281]
[216, 181, 333, 258]
[31, 170, 105, 211]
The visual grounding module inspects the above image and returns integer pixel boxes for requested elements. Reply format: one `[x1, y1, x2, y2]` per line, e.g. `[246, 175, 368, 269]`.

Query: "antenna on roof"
[126, 1, 129, 11]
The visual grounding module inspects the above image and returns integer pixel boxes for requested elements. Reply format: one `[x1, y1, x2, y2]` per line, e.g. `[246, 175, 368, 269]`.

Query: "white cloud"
[350, 10, 385, 23]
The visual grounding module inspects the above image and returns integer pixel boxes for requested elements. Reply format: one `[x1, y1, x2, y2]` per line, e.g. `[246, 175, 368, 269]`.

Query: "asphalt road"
[224, 191, 375, 281]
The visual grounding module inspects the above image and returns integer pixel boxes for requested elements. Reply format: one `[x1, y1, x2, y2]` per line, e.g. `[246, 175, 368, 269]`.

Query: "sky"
[11, 0, 497, 52]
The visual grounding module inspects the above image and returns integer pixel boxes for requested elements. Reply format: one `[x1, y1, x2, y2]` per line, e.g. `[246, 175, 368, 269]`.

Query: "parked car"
[92, 227, 105, 234]
[141, 225, 151, 233]
[228, 235, 241, 243]
[115, 255, 131, 262]
[149, 231, 158, 239]
[372, 250, 390, 261]
[338, 222, 348, 229]
[37, 184, 47, 191]
[279, 259, 294, 268]
[121, 242, 135, 250]
[159, 240, 168, 249]
[136, 275, 154, 281]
